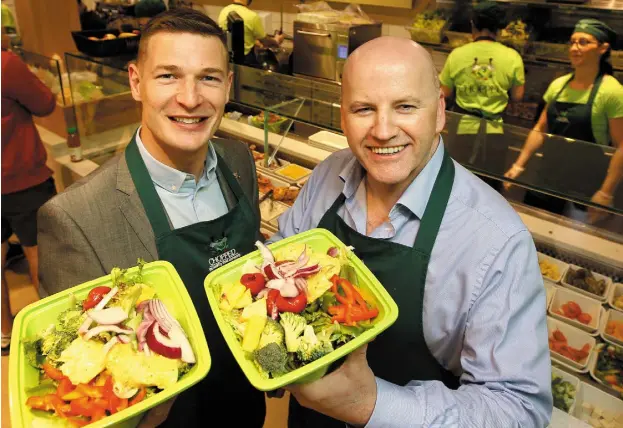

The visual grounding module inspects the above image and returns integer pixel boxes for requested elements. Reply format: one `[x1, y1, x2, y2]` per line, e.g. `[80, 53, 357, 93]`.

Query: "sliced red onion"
[293, 264, 321, 278]
[143, 346, 151, 357]
[256, 288, 269, 299]
[102, 336, 119, 354]
[136, 300, 150, 313]
[83, 324, 133, 341]
[266, 278, 287, 290]
[297, 245, 309, 266]
[117, 334, 131, 344]
[327, 247, 339, 257]
[280, 279, 299, 298]
[148, 299, 175, 333]
[294, 278, 308, 293]
[88, 307, 128, 325]
[94, 287, 118, 311]
[147, 322, 182, 359]
[255, 241, 275, 268]
[264, 264, 283, 280]
[168, 324, 196, 364]
[136, 319, 153, 351]
[78, 316, 93, 336]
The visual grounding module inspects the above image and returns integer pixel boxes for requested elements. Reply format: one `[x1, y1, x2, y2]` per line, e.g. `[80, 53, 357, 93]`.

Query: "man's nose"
[176, 80, 202, 110]
[371, 112, 398, 141]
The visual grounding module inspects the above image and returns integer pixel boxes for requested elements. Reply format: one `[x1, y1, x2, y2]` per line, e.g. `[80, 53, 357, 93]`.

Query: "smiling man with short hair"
[272, 36, 552, 428]
[38, 8, 265, 427]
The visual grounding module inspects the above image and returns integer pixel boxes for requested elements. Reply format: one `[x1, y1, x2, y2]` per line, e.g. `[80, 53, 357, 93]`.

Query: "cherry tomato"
[276, 292, 307, 314]
[240, 273, 266, 296]
[83, 286, 111, 310]
[577, 312, 592, 325]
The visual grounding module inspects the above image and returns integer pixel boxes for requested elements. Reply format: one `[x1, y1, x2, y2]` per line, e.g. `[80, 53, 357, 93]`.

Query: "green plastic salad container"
[204, 228, 399, 392]
[9, 260, 211, 428]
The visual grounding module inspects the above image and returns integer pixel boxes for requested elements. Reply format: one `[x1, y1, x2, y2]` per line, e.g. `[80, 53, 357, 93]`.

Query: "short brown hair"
[137, 8, 228, 66]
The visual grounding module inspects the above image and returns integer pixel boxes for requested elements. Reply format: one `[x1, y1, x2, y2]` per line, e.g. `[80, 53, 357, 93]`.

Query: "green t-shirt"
[440, 41, 525, 134]
[543, 74, 623, 146]
[218, 4, 266, 55]
[2, 4, 16, 30]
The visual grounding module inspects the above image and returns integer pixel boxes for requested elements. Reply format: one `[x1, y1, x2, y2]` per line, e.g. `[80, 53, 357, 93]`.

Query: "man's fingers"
[137, 397, 177, 428]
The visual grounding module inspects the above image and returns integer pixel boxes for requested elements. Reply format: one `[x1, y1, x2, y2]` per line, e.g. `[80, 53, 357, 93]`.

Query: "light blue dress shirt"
[271, 141, 553, 427]
[135, 128, 228, 229]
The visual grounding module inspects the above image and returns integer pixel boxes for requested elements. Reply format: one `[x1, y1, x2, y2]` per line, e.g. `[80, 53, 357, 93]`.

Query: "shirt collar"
[134, 126, 218, 193]
[338, 137, 446, 220]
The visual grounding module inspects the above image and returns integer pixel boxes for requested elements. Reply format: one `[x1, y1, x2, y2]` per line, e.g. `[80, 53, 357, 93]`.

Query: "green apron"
[124, 138, 266, 427]
[525, 74, 610, 214]
[288, 149, 460, 427]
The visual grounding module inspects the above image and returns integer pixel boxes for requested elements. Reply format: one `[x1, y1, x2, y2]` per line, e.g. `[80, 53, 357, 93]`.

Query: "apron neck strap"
[125, 136, 172, 236]
[553, 73, 604, 106]
[412, 148, 455, 254]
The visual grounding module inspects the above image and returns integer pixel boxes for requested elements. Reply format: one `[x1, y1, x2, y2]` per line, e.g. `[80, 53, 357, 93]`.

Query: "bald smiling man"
[270, 37, 552, 428]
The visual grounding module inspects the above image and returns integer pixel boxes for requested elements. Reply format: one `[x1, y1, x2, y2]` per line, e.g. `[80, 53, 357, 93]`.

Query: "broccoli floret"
[258, 318, 285, 349]
[22, 336, 45, 368]
[178, 362, 193, 380]
[297, 325, 333, 363]
[254, 342, 288, 376]
[222, 309, 245, 338]
[279, 312, 307, 353]
[56, 309, 85, 332]
[40, 324, 77, 366]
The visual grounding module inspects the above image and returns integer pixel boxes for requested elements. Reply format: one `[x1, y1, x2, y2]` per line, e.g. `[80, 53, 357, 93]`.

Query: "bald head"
[342, 37, 440, 97]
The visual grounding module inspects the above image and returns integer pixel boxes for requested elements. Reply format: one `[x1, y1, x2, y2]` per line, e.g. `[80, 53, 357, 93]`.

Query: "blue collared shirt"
[271, 141, 553, 427]
[135, 128, 228, 229]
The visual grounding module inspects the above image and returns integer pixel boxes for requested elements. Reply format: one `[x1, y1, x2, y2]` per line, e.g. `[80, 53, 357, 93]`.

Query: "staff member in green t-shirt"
[505, 19, 623, 220]
[439, 2, 525, 183]
[218, 0, 284, 66]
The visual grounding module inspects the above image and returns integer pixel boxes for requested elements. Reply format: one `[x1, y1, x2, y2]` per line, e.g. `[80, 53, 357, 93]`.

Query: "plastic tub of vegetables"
[9, 260, 211, 428]
[551, 366, 580, 414]
[204, 228, 399, 391]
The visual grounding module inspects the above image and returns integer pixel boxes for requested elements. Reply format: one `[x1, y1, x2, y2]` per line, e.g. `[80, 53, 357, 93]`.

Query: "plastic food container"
[406, 26, 446, 44]
[609, 283, 623, 313]
[307, 131, 349, 153]
[256, 158, 290, 172]
[547, 316, 596, 373]
[551, 366, 581, 414]
[274, 164, 313, 184]
[204, 228, 399, 391]
[248, 113, 290, 133]
[544, 280, 558, 309]
[9, 261, 211, 428]
[561, 264, 612, 303]
[573, 380, 623, 426]
[601, 309, 623, 348]
[71, 29, 140, 57]
[548, 287, 603, 335]
[257, 173, 290, 199]
[259, 199, 290, 224]
[589, 343, 623, 397]
[538, 252, 569, 284]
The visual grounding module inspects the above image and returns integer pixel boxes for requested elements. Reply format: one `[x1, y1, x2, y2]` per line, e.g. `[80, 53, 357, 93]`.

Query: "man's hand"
[137, 397, 177, 428]
[284, 344, 377, 426]
[502, 163, 525, 191]
[587, 190, 614, 224]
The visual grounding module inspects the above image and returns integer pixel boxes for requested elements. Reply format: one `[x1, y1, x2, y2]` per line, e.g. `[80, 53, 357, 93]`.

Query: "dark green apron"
[125, 138, 266, 427]
[525, 74, 610, 214]
[288, 149, 460, 428]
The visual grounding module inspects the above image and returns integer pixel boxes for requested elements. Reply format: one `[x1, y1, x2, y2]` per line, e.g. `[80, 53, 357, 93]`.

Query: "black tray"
[71, 29, 140, 57]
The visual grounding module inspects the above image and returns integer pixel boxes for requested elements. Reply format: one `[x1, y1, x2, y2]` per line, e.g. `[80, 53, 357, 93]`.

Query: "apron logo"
[210, 237, 229, 253]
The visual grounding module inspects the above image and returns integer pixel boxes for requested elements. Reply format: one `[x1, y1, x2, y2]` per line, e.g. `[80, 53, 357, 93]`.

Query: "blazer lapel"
[116, 154, 158, 259]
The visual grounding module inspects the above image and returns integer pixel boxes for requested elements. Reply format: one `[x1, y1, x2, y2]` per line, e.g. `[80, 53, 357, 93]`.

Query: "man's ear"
[436, 91, 446, 134]
[128, 62, 142, 102]
[225, 70, 233, 103]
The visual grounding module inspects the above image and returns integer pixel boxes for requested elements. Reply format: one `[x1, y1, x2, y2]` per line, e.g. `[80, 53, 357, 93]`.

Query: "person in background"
[38, 8, 264, 427]
[217, 0, 284, 66]
[440, 1, 525, 189]
[271, 36, 551, 428]
[504, 19, 623, 222]
[76, 0, 107, 31]
[1, 30, 57, 354]
[1, 1, 16, 34]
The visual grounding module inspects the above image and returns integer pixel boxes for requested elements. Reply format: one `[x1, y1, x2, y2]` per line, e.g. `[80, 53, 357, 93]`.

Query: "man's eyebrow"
[393, 97, 424, 106]
[152, 65, 225, 75]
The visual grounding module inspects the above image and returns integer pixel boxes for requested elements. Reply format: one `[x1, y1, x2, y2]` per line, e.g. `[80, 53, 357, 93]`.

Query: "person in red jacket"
[1, 34, 57, 353]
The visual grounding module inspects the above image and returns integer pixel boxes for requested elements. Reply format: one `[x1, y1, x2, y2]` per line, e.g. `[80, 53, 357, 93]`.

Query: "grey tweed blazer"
[38, 138, 260, 297]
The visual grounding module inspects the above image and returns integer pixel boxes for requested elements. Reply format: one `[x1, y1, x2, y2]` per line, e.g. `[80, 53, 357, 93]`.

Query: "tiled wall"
[200, 4, 414, 40]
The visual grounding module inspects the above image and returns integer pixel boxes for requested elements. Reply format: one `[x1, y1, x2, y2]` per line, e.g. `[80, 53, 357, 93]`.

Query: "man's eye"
[157, 74, 174, 80]
[201, 76, 221, 82]
[397, 105, 415, 112]
[354, 107, 372, 114]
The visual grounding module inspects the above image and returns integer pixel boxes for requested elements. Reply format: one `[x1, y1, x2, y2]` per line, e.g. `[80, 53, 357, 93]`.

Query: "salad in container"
[10, 260, 210, 427]
[204, 228, 399, 391]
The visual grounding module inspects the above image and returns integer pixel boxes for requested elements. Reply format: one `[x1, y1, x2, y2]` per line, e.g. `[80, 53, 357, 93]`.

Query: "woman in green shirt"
[505, 19, 623, 220]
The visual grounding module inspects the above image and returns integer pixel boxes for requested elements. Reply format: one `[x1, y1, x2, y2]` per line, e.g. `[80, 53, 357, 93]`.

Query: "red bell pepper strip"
[129, 386, 147, 406]
[328, 276, 378, 325]
[42, 363, 66, 381]
[56, 378, 75, 398]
